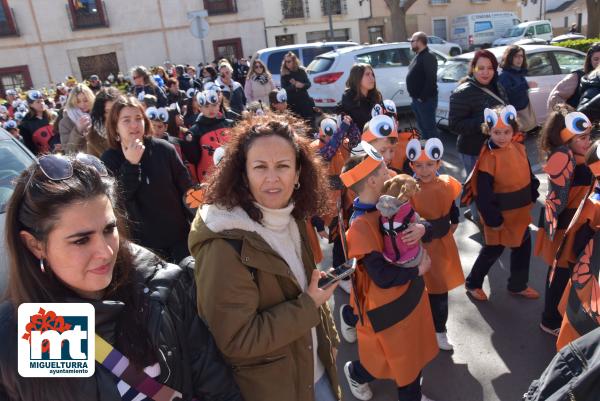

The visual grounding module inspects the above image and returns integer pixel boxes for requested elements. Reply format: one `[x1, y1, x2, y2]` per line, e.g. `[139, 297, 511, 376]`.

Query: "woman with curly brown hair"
[189, 113, 341, 401]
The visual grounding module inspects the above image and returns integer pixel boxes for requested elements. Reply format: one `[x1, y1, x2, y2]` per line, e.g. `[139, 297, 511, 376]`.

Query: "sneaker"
[465, 287, 488, 301]
[339, 304, 357, 343]
[344, 361, 373, 401]
[339, 278, 352, 294]
[509, 286, 540, 299]
[436, 332, 454, 351]
[539, 322, 560, 337]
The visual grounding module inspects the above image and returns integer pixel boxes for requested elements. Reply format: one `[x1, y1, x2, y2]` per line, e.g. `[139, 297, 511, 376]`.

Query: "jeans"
[460, 152, 480, 222]
[411, 96, 438, 139]
[314, 374, 337, 401]
[466, 228, 532, 292]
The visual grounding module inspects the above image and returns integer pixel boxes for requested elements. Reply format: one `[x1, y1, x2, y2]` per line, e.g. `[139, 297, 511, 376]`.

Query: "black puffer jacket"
[339, 89, 380, 132]
[0, 245, 244, 401]
[577, 72, 600, 122]
[281, 68, 315, 120]
[449, 77, 508, 156]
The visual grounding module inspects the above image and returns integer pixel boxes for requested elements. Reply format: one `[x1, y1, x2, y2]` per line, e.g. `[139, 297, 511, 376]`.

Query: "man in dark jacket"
[406, 32, 439, 139]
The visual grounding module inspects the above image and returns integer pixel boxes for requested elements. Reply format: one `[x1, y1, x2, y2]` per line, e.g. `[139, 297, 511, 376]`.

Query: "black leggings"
[428, 293, 449, 333]
[541, 266, 570, 329]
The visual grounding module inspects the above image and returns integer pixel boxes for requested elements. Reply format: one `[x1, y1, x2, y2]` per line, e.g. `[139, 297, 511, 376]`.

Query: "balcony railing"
[321, 0, 347, 15]
[66, 0, 109, 31]
[282, 0, 304, 18]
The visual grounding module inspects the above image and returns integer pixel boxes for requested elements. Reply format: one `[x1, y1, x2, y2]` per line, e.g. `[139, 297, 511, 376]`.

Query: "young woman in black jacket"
[339, 63, 382, 131]
[0, 154, 243, 401]
[577, 66, 600, 122]
[101, 96, 193, 264]
[131, 66, 168, 108]
[280, 52, 315, 122]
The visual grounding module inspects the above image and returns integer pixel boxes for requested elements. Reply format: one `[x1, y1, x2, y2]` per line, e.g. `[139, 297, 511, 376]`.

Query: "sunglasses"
[31, 154, 108, 185]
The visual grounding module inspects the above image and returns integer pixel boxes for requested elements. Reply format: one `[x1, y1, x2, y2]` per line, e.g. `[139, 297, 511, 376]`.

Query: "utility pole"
[327, 0, 334, 41]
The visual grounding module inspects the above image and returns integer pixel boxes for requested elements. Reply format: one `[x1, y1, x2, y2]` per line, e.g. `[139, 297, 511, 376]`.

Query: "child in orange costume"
[407, 138, 464, 351]
[555, 139, 600, 350]
[340, 141, 438, 401]
[534, 107, 593, 336]
[464, 105, 540, 301]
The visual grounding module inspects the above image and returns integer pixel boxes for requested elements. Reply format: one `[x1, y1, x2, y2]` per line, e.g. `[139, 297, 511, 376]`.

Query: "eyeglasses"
[31, 154, 108, 185]
[254, 64, 263, 69]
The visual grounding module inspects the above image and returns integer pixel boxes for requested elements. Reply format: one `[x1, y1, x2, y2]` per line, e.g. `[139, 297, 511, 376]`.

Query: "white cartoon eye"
[14, 111, 25, 121]
[371, 104, 384, 118]
[369, 115, 395, 138]
[424, 138, 444, 160]
[137, 91, 146, 102]
[196, 92, 207, 106]
[17, 104, 28, 113]
[205, 90, 219, 104]
[383, 99, 396, 115]
[500, 105, 517, 126]
[565, 112, 591, 135]
[186, 88, 197, 99]
[484, 108, 498, 128]
[320, 118, 338, 136]
[406, 138, 422, 162]
[157, 108, 169, 123]
[362, 140, 383, 161]
[4, 120, 16, 129]
[276, 89, 287, 103]
[213, 146, 225, 165]
[28, 90, 42, 101]
[145, 107, 158, 120]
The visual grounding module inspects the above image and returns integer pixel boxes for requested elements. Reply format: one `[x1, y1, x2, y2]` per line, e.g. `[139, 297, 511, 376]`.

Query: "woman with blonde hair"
[280, 51, 315, 121]
[58, 83, 95, 154]
[244, 59, 275, 104]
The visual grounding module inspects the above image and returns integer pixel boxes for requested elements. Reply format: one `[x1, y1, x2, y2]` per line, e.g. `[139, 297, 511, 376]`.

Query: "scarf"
[65, 106, 89, 131]
[253, 74, 269, 85]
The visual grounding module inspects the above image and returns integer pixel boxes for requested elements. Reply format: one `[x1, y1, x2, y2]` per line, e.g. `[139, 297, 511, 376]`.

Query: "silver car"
[0, 129, 35, 294]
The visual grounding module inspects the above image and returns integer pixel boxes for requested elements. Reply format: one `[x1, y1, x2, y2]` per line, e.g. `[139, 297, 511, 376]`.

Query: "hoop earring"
[294, 182, 300, 190]
[115, 135, 120, 142]
[40, 258, 46, 273]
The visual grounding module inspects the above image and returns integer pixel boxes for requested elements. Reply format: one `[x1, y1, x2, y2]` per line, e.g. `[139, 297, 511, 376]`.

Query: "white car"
[435, 45, 586, 129]
[306, 42, 447, 109]
[0, 129, 35, 294]
[492, 20, 553, 47]
[427, 36, 462, 56]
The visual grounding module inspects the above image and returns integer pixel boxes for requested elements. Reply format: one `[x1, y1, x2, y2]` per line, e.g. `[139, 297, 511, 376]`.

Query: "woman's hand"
[122, 137, 145, 165]
[417, 251, 431, 276]
[78, 114, 91, 135]
[306, 270, 338, 307]
[401, 223, 425, 246]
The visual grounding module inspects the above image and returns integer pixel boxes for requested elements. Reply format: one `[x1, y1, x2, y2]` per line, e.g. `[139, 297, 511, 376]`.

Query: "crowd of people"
[1, 35, 600, 401]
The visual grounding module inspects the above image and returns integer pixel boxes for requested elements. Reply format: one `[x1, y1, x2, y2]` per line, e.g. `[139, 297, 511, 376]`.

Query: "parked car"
[551, 33, 586, 43]
[451, 12, 520, 51]
[306, 42, 447, 109]
[492, 20, 553, 47]
[435, 44, 586, 128]
[427, 36, 462, 56]
[250, 41, 358, 87]
[0, 129, 35, 294]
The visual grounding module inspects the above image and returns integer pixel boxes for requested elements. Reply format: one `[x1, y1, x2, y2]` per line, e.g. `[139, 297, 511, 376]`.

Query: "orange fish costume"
[555, 143, 600, 350]
[406, 138, 465, 294]
[341, 141, 438, 386]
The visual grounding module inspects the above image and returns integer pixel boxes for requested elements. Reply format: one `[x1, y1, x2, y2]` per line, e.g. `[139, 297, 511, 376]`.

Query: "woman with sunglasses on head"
[244, 59, 275, 105]
[101, 96, 193, 264]
[130, 66, 168, 108]
[18, 90, 60, 155]
[280, 52, 315, 123]
[0, 154, 244, 401]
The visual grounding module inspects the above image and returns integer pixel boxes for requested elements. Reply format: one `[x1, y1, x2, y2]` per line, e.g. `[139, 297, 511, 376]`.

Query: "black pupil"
[379, 124, 392, 136]
[575, 119, 586, 131]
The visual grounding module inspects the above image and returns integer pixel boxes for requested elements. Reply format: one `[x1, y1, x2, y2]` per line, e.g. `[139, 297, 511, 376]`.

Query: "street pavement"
[319, 125, 558, 401]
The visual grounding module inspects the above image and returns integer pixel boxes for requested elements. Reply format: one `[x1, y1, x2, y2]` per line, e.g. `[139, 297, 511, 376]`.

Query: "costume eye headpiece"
[560, 112, 591, 143]
[383, 99, 396, 115]
[406, 138, 444, 162]
[276, 89, 287, 103]
[27, 90, 43, 101]
[371, 104, 384, 118]
[484, 105, 517, 129]
[362, 114, 397, 142]
[186, 87, 197, 99]
[4, 120, 17, 129]
[146, 107, 169, 123]
[320, 118, 338, 137]
[203, 82, 222, 93]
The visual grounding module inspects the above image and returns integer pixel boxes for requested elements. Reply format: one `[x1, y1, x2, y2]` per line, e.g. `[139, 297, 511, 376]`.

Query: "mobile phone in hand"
[318, 258, 357, 289]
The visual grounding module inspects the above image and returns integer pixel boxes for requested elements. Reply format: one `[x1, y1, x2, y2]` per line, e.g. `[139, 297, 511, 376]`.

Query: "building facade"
[0, 0, 267, 92]
[362, 0, 520, 44]
[521, 0, 587, 35]
[263, 0, 371, 47]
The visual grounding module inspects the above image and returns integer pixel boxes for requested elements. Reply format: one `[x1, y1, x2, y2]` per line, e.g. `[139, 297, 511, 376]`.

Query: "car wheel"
[449, 48, 461, 56]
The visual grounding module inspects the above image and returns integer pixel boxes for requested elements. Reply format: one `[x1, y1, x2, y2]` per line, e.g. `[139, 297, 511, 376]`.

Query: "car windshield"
[437, 59, 469, 83]
[0, 138, 33, 213]
[504, 27, 525, 37]
[307, 56, 335, 74]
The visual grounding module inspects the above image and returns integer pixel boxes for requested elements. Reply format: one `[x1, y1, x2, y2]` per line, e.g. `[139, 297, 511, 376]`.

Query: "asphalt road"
[319, 127, 557, 401]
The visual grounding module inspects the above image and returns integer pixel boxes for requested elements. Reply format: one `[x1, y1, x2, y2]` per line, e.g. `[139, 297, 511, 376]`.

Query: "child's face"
[569, 133, 591, 156]
[273, 101, 287, 112]
[150, 120, 167, 137]
[411, 160, 440, 183]
[489, 126, 513, 148]
[370, 138, 395, 166]
[200, 103, 220, 118]
[369, 163, 390, 196]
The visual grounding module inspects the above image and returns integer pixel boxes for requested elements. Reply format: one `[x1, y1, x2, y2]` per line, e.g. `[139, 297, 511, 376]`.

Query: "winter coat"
[86, 124, 109, 158]
[577, 71, 600, 121]
[216, 77, 246, 115]
[0, 244, 244, 401]
[339, 89, 380, 132]
[133, 84, 168, 108]
[547, 70, 584, 110]
[101, 137, 193, 255]
[406, 47, 438, 101]
[498, 67, 530, 110]
[189, 204, 341, 401]
[449, 77, 508, 156]
[58, 114, 86, 154]
[18, 114, 59, 155]
[244, 75, 275, 105]
[281, 68, 315, 120]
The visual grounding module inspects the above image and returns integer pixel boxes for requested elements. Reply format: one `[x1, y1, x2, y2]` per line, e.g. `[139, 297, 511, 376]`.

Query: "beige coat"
[189, 205, 340, 401]
[58, 114, 86, 154]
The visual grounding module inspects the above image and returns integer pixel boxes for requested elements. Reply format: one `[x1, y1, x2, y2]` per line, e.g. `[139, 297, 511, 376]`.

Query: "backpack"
[523, 327, 600, 401]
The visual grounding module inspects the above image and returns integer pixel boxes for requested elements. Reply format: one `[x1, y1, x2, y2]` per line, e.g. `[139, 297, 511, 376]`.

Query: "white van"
[492, 20, 553, 47]
[451, 12, 520, 51]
